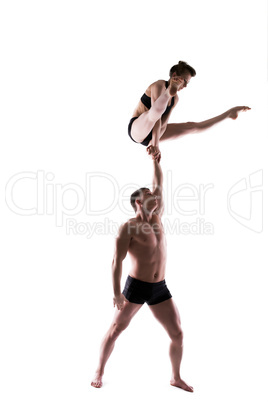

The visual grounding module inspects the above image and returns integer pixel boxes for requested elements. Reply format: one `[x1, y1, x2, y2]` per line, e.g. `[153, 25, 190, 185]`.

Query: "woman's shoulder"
[146, 79, 167, 95]
[150, 79, 167, 88]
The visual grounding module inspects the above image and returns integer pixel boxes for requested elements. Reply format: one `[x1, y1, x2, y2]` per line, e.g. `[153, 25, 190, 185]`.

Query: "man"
[91, 152, 193, 392]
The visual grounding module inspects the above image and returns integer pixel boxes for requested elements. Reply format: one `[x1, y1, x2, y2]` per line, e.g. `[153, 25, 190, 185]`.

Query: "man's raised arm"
[112, 222, 131, 310]
[152, 159, 164, 216]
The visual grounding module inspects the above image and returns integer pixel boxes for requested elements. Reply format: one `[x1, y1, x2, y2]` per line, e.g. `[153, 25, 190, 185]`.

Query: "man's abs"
[128, 265, 166, 283]
[128, 244, 167, 282]
[127, 219, 167, 282]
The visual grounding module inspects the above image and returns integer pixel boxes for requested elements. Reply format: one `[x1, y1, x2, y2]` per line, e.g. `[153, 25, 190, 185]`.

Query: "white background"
[1, 1, 267, 401]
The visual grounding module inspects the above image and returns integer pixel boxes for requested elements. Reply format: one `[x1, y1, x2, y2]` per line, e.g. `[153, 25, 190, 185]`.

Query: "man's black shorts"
[122, 275, 172, 305]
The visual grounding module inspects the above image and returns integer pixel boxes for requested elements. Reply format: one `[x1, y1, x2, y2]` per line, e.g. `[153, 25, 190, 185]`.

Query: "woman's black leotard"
[140, 81, 174, 115]
[128, 81, 174, 147]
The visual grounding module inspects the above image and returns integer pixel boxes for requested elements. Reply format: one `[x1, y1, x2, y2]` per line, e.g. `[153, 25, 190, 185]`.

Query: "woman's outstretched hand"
[147, 145, 161, 163]
[227, 106, 251, 119]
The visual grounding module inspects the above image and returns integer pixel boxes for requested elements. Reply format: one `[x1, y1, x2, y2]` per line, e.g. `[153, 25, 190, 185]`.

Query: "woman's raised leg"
[159, 122, 198, 142]
[159, 106, 251, 142]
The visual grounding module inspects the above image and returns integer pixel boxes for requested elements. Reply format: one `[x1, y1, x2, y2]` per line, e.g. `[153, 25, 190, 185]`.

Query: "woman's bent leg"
[131, 89, 172, 143]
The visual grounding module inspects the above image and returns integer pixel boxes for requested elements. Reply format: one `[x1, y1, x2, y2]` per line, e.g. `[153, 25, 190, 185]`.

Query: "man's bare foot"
[91, 372, 103, 388]
[169, 78, 180, 96]
[170, 377, 194, 392]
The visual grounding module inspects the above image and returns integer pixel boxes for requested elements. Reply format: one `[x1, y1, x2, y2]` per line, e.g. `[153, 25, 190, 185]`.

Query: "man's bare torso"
[126, 214, 167, 282]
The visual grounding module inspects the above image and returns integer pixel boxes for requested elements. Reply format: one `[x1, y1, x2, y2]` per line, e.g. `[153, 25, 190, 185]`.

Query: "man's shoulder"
[118, 219, 139, 237]
[151, 212, 163, 223]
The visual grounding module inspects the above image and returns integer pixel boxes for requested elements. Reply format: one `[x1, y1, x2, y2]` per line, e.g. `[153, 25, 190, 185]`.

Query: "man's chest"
[133, 222, 165, 247]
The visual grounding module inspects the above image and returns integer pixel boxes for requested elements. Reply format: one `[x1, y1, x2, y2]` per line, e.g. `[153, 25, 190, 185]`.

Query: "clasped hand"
[147, 145, 161, 163]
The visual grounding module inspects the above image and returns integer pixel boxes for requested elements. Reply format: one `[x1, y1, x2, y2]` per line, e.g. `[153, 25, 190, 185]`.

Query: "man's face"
[141, 189, 158, 213]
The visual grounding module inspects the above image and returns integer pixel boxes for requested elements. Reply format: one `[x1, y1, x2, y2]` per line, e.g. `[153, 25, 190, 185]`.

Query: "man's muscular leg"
[91, 301, 143, 388]
[149, 298, 193, 392]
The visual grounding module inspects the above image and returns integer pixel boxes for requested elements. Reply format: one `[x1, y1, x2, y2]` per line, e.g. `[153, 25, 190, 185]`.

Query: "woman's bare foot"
[91, 372, 103, 388]
[170, 377, 194, 392]
[228, 106, 251, 119]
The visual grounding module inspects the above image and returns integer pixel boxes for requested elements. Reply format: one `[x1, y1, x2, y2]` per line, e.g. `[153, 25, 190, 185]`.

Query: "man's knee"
[110, 321, 129, 339]
[170, 326, 183, 343]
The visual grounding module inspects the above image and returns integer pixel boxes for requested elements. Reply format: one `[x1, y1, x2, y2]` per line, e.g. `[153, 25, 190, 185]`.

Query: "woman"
[128, 61, 250, 162]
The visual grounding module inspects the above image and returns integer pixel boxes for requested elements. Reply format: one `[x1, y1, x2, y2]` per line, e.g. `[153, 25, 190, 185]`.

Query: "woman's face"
[172, 70, 192, 91]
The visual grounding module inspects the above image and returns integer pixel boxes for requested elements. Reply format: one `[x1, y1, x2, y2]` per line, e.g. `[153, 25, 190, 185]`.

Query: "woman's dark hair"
[169, 61, 196, 77]
[130, 188, 150, 212]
